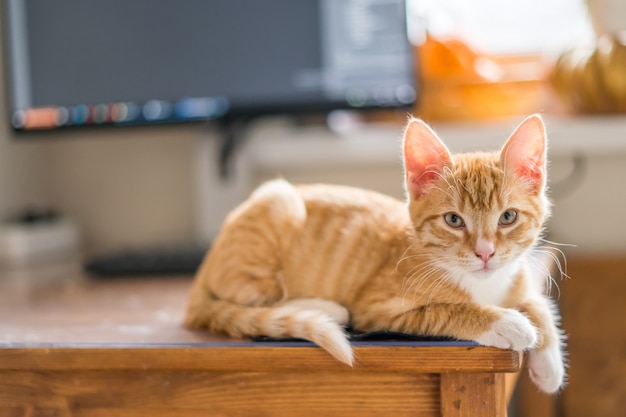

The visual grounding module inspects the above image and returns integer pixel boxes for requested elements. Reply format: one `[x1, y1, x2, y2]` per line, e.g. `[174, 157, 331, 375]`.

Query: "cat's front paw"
[475, 309, 537, 351]
[528, 345, 565, 393]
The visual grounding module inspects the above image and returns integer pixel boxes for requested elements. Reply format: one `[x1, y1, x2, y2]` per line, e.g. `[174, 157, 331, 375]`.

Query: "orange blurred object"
[23, 107, 60, 129]
[419, 35, 480, 80]
[415, 34, 550, 122]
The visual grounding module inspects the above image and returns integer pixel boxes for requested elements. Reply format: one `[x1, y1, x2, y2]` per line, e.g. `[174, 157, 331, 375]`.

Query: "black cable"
[215, 117, 252, 180]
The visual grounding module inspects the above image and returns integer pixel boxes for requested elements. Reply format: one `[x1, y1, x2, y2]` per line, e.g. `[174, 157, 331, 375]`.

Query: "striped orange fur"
[184, 114, 566, 393]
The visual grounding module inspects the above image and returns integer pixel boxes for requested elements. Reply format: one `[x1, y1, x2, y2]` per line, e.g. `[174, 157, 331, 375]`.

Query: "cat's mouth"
[473, 263, 497, 275]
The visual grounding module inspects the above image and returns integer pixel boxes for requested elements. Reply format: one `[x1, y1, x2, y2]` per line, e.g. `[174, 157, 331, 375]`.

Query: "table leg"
[440, 373, 506, 417]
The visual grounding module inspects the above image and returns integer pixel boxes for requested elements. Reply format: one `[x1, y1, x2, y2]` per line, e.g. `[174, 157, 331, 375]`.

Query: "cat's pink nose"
[475, 249, 495, 263]
[475, 238, 495, 263]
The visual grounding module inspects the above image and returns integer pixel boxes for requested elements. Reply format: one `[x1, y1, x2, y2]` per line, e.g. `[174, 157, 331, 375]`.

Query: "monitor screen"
[3, 0, 417, 132]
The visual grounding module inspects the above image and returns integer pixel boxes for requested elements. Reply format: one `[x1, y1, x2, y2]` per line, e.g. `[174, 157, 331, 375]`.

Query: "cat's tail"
[183, 294, 354, 366]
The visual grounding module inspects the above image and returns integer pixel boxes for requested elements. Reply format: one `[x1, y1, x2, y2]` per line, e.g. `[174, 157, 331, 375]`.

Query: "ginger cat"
[185, 114, 565, 394]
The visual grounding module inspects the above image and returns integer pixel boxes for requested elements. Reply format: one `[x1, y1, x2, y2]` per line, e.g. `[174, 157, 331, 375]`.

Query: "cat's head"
[402, 115, 551, 278]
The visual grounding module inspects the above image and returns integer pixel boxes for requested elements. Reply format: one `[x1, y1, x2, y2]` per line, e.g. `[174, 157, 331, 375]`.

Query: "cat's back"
[228, 179, 408, 226]
[277, 182, 412, 299]
[220, 180, 411, 296]
[295, 182, 406, 221]
[222, 179, 412, 260]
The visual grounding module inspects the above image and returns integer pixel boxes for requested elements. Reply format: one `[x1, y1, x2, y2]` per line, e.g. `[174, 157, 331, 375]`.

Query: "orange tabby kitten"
[185, 114, 565, 393]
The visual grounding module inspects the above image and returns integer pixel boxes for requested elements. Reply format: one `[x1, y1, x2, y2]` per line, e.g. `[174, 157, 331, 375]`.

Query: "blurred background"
[0, 1, 625, 416]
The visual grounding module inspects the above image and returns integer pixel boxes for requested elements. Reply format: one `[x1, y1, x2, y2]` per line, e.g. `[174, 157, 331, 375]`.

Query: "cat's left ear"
[403, 118, 452, 199]
[500, 114, 547, 193]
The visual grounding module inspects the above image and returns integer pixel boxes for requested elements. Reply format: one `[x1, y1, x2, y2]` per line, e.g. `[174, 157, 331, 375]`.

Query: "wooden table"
[0, 274, 521, 416]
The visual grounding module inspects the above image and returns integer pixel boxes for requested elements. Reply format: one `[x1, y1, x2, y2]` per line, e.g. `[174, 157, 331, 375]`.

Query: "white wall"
[38, 127, 198, 253]
[0, 119, 48, 221]
[549, 155, 626, 255]
[0, 125, 199, 255]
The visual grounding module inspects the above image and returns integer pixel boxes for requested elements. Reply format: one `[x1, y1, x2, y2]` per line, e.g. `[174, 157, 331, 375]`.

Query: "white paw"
[528, 345, 565, 393]
[475, 309, 538, 351]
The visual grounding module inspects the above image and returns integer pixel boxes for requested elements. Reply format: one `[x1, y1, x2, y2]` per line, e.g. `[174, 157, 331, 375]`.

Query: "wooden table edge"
[0, 344, 522, 373]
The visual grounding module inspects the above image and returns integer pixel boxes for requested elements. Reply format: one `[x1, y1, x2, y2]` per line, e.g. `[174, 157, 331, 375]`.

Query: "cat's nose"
[474, 238, 495, 263]
[474, 248, 495, 263]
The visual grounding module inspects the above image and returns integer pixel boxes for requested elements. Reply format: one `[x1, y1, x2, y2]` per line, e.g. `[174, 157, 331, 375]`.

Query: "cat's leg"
[204, 179, 306, 307]
[281, 298, 350, 326]
[518, 297, 566, 393]
[184, 266, 286, 330]
[351, 301, 537, 351]
[210, 269, 287, 307]
[191, 240, 287, 309]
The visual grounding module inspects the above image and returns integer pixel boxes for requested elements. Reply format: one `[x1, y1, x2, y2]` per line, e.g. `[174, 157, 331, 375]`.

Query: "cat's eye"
[499, 209, 518, 226]
[443, 212, 465, 228]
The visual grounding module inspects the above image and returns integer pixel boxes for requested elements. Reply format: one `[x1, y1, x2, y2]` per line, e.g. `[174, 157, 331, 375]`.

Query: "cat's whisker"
[529, 246, 570, 299]
[424, 277, 443, 304]
[401, 263, 438, 296]
[534, 245, 571, 281]
[431, 184, 459, 202]
[401, 262, 441, 303]
[504, 181, 528, 198]
[411, 263, 450, 303]
[397, 253, 431, 268]
[540, 256, 569, 297]
[528, 255, 560, 298]
[425, 271, 453, 305]
[398, 253, 431, 278]
[429, 167, 462, 201]
[395, 245, 414, 272]
[537, 238, 577, 247]
[501, 157, 511, 197]
[397, 254, 434, 287]
[406, 268, 439, 305]
[395, 243, 425, 272]
[412, 267, 441, 296]
[452, 176, 471, 196]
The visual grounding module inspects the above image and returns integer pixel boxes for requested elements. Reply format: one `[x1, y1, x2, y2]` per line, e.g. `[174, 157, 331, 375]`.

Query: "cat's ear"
[500, 114, 547, 193]
[403, 118, 452, 199]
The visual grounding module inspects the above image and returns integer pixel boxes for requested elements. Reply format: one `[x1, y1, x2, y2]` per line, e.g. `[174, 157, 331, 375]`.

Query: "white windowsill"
[244, 115, 626, 172]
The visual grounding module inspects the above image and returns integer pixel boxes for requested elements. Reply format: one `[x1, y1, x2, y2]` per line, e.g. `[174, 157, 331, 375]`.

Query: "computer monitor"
[3, 0, 417, 132]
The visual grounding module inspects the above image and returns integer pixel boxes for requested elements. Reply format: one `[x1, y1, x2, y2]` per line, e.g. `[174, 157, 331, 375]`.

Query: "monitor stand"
[193, 125, 255, 245]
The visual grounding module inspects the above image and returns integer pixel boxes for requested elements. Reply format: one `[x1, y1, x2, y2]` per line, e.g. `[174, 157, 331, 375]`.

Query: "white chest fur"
[456, 260, 521, 306]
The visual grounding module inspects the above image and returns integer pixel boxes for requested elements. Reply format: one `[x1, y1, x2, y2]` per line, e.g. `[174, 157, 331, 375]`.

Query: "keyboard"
[84, 245, 209, 277]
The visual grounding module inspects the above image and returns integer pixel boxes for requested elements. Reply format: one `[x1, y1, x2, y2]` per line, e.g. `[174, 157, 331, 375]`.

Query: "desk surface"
[0, 275, 521, 373]
[0, 274, 521, 417]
